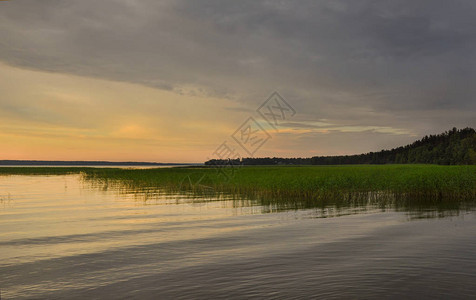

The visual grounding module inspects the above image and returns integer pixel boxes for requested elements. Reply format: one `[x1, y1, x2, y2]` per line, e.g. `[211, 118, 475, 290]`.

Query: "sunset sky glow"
[1, 0, 476, 162]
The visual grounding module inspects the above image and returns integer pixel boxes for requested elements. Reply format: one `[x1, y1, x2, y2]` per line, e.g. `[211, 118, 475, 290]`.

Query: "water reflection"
[2, 174, 476, 299]
[81, 176, 476, 220]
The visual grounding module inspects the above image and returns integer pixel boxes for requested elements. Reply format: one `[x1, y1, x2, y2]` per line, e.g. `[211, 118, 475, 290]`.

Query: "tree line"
[205, 127, 476, 166]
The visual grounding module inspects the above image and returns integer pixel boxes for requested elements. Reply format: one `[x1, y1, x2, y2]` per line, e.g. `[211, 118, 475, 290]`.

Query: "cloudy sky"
[1, 0, 475, 162]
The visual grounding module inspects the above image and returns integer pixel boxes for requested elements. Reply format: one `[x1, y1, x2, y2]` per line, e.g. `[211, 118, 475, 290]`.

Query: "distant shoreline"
[0, 160, 200, 166]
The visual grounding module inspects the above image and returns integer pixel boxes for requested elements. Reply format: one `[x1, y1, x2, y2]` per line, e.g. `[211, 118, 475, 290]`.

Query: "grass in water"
[1, 165, 475, 212]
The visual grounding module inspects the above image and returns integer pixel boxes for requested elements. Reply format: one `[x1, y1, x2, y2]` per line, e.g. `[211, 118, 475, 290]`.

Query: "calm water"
[1, 175, 476, 299]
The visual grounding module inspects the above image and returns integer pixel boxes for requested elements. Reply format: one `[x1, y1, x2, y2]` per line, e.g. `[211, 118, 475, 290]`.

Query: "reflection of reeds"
[1, 165, 475, 218]
[0, 192, 12, 207]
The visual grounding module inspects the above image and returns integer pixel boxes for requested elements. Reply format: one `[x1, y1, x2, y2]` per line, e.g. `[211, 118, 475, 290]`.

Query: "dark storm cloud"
[1, 0, 475, 139]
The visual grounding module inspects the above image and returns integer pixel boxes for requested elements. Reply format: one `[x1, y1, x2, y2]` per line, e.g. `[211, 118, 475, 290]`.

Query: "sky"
[1, 0, 475, 163]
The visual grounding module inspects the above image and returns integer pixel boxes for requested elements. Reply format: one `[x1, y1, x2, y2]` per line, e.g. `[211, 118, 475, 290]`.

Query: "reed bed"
[1, 165, 475, 210]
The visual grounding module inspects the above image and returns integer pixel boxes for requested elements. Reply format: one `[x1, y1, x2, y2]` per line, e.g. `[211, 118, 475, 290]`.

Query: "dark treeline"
[205, 127, 476, 166]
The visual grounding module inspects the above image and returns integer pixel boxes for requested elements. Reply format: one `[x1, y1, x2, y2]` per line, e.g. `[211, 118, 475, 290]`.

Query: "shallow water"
[1, 174, 475, 299]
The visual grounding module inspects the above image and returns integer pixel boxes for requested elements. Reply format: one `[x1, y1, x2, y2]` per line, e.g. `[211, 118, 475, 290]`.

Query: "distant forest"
[206, 127, 476, 166]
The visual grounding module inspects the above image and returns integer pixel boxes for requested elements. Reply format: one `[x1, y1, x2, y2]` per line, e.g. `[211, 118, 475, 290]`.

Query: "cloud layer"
[1, 0, 475, 161]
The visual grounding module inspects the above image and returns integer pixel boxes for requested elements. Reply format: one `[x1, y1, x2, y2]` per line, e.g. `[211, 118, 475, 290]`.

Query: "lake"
[1, 174, 476, 299]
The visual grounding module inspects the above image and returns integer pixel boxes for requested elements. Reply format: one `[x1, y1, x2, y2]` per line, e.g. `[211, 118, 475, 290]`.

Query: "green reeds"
[1, 165, 475, 210]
